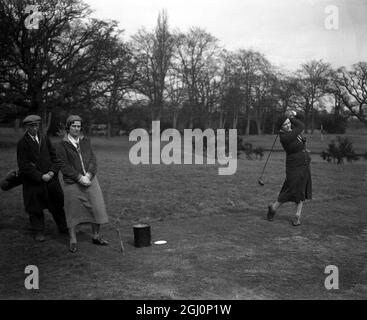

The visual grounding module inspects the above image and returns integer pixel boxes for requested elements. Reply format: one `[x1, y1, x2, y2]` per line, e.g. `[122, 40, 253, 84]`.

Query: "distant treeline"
[0, 0, 366, 136]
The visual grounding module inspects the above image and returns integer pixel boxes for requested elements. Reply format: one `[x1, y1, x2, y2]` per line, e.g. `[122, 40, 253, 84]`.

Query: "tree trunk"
[310, 94, 315, 134]
[255, 118, 261, 135]
[334, 94, 341, 116]
[14, 118, 20, 132]
[189, 107, 194, 129]
[206, 112, 212, 129]
[107, 122, 112, 138]
[245, 116, 250, 135]
[304, 103, 309, 133]
[151, 99, 162, 122]
[41, 111, 52, 135]
[232, 113, 237, 129]
[172, 109, 179, 129]
[151, 107, 155, 123]
[107, 98, 114, 138]
[219, 111, 224, 129]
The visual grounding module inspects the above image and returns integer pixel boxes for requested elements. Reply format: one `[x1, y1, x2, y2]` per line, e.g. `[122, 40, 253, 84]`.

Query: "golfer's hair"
[276, 115, 288, 132]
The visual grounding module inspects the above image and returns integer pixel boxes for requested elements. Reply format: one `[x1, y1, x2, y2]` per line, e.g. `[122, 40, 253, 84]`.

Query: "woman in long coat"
[57, 115, 109, 252]
[267, 111, 312, 226]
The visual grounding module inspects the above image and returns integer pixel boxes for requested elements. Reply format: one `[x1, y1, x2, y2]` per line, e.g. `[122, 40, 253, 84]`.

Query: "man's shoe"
[267, 205, 276, 221]
[34, 232, 45, 242]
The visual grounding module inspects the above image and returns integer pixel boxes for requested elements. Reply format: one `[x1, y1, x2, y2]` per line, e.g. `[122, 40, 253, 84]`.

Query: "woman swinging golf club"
[267, 110, 312, 226]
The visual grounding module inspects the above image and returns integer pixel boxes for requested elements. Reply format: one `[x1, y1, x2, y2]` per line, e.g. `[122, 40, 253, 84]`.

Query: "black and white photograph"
[0, 0, 366, 304]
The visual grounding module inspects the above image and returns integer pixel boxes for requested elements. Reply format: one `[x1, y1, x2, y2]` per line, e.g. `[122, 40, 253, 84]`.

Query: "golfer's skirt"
[61, 176, 109, 228]
[278, 164, 312, 204]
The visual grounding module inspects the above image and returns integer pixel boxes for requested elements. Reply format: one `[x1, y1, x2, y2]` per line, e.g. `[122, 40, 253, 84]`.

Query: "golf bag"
[0, 169, 23, 191]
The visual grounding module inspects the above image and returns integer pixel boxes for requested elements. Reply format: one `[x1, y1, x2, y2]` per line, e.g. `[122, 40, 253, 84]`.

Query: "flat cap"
[66, 115, 82, 126]
[23, 115, 41, 125]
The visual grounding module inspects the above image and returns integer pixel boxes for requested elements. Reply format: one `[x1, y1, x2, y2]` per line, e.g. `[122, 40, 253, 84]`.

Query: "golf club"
[258, 133, 279, 186]
[116, 228, 125, 255]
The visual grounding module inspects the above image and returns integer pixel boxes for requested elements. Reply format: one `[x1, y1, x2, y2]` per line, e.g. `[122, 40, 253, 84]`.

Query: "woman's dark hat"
[23, 115, 41, 125]
[276, 115, 288, 131]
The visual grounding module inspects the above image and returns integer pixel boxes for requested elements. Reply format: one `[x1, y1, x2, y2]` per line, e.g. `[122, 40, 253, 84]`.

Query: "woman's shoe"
[92, 237, 109, 246]
[69, 242, 78, 253]
[292, 219, 301, 226]
[267, 205, 276, 221]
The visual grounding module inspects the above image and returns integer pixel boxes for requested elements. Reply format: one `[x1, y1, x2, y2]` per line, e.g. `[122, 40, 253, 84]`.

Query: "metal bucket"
[133, 223, 151, 247]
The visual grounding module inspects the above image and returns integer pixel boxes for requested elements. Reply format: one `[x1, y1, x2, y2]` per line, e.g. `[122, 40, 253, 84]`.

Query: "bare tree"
[132, 10, 175, 122]
[251, 61, 277, 134]
[295, 60, 331, 133]
[268, 74, 299, 133]
[274, 74, 299, 113]
[332, 62, 367, 126]
[165, 69, 186, 128]
[0, 0, 112, 131]
[197, 54, 223, 128]
[221, 49, 273, 134]
[220, 51, 244, 130]
[174, 27, 220, 128]
[92, 31, 138, 137]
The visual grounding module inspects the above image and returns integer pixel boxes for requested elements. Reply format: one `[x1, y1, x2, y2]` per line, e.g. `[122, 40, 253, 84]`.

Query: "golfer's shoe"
[69, 242, 77, 253]
[267, 205, 276, 221]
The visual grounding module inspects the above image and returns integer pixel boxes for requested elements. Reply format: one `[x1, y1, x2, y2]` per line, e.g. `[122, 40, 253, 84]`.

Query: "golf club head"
[258, 179, 264, 186]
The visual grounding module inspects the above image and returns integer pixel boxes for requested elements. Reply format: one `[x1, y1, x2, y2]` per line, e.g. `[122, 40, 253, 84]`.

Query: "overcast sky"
[84, 0, 367, 71]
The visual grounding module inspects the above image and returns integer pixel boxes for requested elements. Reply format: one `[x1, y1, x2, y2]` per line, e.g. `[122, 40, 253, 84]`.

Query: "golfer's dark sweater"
[280, 118, 310, 167]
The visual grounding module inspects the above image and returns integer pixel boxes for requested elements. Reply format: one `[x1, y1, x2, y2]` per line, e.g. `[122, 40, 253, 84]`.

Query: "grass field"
[0, 129, 367, 299]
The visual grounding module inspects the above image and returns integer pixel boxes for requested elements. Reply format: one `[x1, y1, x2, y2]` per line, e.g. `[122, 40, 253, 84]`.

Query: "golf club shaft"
[259, 134, 278, 179]
[116, 228, 125, 254]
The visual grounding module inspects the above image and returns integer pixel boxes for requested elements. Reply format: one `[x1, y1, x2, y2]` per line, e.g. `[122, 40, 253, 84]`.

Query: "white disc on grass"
[154, 240, 167, 245]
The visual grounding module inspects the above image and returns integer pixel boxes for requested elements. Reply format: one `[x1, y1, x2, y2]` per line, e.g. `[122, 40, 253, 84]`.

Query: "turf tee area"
[0, 134, 366, 299]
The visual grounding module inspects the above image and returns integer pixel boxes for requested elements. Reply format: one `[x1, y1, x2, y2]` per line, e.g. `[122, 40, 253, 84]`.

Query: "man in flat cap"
[17, 115, 68, 241]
